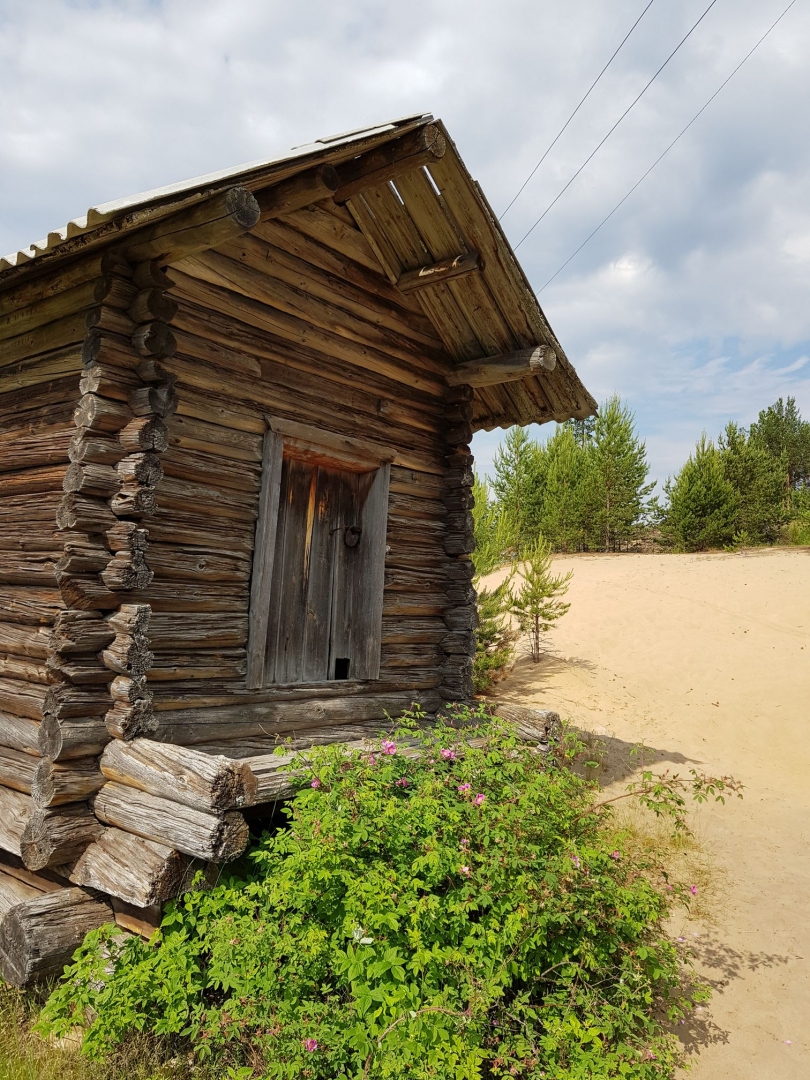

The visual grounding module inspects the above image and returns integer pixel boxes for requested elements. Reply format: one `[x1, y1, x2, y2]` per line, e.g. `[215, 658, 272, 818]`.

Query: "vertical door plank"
[268, 458, 317, 684]
[350, 464, 390, 679]
[327, 470, 358, 680]
[300, 467, 338, 682]
[246, 430, 284, 689]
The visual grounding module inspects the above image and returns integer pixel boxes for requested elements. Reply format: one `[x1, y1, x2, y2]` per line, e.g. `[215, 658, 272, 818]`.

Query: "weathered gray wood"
[0, 712, 40, 757]
[105, 698, 156, 741]
[52, 610, 116, 655]
[94, 782, 249, 862]
[0, 745, 39, 795]
[123, 186, 261, 264]
[482, 703, 562, 745]
[38, 715, 111, 760]
[397, 252, 480, 293]
[445, 345, 556, 387]
[351, 463, 389, 679]
[0, 867, 45, 915]
[141, 689, 442, 745]
[20, 803, 105, 870]
[70, 828, 205, 907]
[334, 123, 447, 203]
[256, 164, 339, 218]
[0, 888, 112, 987]
[100, 738, 256, 812]
[246, 429, 283, 689]
[32, 757, 105, 808]
[0, 786, 33, 857]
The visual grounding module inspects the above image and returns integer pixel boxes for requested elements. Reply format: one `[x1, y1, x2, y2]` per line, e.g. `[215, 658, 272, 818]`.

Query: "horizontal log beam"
[334, 123, 447, 203]
[70, 828, 211, 908]
[122, 186, 261, 265]
[93, 781, 249, 862]
[0, 888, 111, 987]
[100, 738, 256, 812]
[20, 804, 105, 870]
[445, 345, 557, 387]
[255, 164, 339, 218]
[397, 252, 480, 293]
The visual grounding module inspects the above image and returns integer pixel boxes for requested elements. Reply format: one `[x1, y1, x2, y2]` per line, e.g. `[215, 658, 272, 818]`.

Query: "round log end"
[37, 718, 60, 760]
[320, 164, 340, 193]
[19, 811, 52, 871]
[420, 123, 447, 160]
[215, 811, 250, 862]
[224, 186, 261, 229]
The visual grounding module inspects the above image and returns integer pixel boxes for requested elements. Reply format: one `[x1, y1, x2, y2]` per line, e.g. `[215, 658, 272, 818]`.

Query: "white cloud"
[1, 0, 809, 484]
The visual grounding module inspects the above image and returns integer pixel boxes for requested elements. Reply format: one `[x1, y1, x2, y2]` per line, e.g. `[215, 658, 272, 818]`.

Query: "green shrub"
[40, 707, 723, 1079]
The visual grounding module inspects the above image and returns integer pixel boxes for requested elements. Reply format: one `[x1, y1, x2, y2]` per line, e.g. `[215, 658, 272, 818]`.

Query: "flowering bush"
[39, 705, 731, 1079]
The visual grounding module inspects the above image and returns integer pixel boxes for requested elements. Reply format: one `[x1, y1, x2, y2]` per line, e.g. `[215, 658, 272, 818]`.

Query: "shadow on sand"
[672, 935, 790, 1054]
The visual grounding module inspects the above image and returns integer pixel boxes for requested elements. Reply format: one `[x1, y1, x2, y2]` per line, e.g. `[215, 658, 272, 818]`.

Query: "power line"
[501, 0, 657, 218]
[514, 0, 722, 250]
[538, 0, 800, 293]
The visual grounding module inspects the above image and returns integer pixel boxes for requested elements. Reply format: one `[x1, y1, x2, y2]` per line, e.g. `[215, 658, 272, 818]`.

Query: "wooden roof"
[0, 114, 595, 431]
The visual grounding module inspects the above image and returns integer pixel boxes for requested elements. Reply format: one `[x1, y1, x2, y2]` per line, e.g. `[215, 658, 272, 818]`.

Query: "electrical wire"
[514, 0, 722, 250]
[502, 0, 657, 218]
[538, 0, 800, 292]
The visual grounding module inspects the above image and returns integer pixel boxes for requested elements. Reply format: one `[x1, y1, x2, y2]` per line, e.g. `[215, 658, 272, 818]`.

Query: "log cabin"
[0, 112, 595, 983]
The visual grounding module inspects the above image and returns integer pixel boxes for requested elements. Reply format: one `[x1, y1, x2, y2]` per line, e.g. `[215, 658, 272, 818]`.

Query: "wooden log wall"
[120, 197, 465, 738]
[0, 258, 104, 874]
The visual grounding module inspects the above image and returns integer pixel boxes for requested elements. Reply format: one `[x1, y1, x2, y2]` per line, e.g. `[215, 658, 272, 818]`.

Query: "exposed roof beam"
[333, 124, 446, 203]
[255, 165, 339, 218]
[123, 187, 260, 265]
[397, 252, 480, 293]
[446, 345, 557, 387]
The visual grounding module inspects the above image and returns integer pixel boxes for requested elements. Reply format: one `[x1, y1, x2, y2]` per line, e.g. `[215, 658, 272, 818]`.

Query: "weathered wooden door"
[263, 458, 388, 684]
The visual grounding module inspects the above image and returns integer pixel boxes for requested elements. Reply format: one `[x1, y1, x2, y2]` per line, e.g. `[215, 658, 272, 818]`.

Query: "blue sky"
[2, 0, 809, 488]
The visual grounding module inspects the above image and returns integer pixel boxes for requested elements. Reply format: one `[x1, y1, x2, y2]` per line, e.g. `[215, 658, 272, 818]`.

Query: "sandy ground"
[487, 549, 810, 1078]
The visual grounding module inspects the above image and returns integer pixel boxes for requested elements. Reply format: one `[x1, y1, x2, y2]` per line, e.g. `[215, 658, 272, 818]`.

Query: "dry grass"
[0, 987, 206, 1080]
[572, 724, 727, 924]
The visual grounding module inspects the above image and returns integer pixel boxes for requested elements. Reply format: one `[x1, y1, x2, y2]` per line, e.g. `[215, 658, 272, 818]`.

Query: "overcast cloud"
[2, 0, 808, 486]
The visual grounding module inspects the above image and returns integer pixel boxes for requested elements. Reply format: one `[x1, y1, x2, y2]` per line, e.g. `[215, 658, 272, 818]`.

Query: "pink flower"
[459, 865, 470, 876]
[610, 850, 620, 860]
[460, 838, 470, 847]
[368, 754, 376, 766]
[457, 783, 471, 793]
[571, 855, 581, 869]
[474, 793, 486, 806]
[303, 1038, 318, 1052]
[666, 884, 674, 891]
[440, 748, 456, 760]
[310, 778, 321, 789]
[690, 885, 698, 896]
[395, 778, 409, 787]
[381, 740, 397, 756]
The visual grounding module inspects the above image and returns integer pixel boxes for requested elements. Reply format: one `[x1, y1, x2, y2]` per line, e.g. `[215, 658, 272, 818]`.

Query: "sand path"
[487, 550, 810, 1077]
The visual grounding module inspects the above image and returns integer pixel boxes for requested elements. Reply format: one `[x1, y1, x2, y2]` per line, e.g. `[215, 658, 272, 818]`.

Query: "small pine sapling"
[509, 536, 572, 661]
[473, 574, 517, 692]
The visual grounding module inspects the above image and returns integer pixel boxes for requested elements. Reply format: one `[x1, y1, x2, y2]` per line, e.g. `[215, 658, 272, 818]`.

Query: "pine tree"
[749, 396, 810, 493]
[664, 434, 739, 551]
[509, 537, 572, 662]
[473, 576, 518, 692]
[718, 421, 785, 543]
[564, 416, 596, 449]
[492, 427, 544, 555]
[582, 396, 654, 551]
[538, 425, 586, 552]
